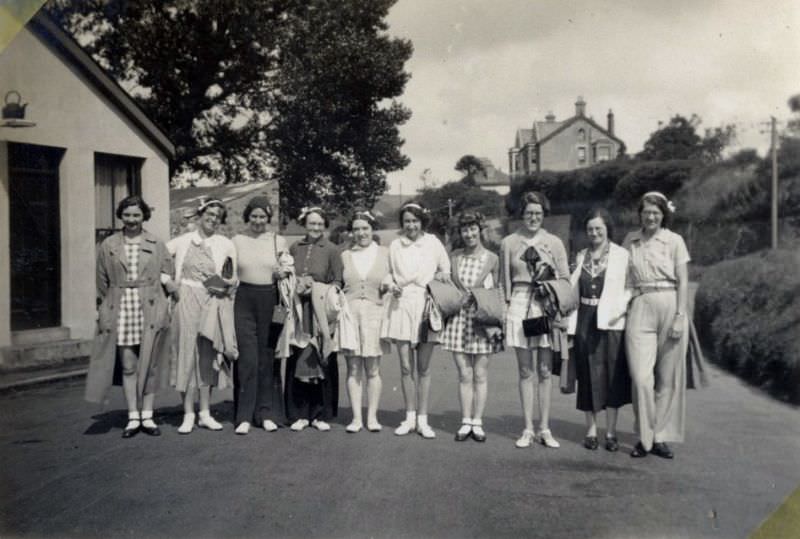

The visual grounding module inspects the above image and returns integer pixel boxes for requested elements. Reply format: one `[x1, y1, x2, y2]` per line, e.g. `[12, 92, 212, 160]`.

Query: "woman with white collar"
[381, 201, 451, 439]
[566, 208, 632, 452]
[167, 198, 237, 434]
[340, 209, 391, 433]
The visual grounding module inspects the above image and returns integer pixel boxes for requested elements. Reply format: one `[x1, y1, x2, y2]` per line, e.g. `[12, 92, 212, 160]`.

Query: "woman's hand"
[273, 267, 292, 280]
[207, 286, 229, 298]
[669, 313, 684, 339]
[389, 282, 402, 298]
[434, 271, 452, 283]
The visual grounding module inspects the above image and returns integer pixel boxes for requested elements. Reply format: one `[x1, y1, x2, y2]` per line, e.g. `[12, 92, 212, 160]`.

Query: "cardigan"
[341, 243, 390, 304]
[566, 242, 632, 334]
[499, 229, 569, 302]
[290, 235, 343, 287]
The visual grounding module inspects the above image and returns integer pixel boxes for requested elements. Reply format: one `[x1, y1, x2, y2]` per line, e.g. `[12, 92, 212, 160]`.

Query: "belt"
[181, 278, 205, 289]
[636, 284, 676, 295]
[580, 297, 600, 306]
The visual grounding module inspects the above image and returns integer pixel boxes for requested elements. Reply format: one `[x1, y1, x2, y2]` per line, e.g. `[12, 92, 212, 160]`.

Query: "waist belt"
[580, 297, 600, 306]
[636, 283, 676, 294]
[111, 280, 152, 289]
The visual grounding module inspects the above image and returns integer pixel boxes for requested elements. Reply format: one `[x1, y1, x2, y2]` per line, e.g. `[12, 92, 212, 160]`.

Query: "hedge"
[694, 247, 800, 404]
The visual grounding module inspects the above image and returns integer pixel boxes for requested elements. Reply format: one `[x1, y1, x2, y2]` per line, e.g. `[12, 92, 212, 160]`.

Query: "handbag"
[521, 284, 551, 337]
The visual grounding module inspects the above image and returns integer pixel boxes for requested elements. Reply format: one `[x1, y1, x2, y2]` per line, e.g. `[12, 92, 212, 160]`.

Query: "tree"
[454, 154, 486, 185]
[416, 181, 504, 238]
[47, 0, 412, 218]
[638, 114, 735, 163]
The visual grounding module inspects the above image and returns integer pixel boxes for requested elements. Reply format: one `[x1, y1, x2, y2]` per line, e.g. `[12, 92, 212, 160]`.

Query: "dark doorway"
[9, 143, 65, 330]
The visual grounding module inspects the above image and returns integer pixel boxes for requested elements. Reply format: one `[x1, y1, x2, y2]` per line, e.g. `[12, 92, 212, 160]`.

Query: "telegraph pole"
[771, 116, 778, 249]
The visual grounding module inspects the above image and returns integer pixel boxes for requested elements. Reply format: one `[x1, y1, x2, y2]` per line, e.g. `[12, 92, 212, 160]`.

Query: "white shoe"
[417, 423, 436, 439]
[290, 419, 309, 432]
[235, 422, 251, 435]
[394, 419, 415, 436]
[515, 429, 535, 448]
[367, 421, 383, 432]
[537, 429, 561, 448]
[311, 419, 331, 432]
[198, 412, 223, 431]
[262, 419, 279, 432]
[346, 421, 363, 433]
[178, 413, 195, 435]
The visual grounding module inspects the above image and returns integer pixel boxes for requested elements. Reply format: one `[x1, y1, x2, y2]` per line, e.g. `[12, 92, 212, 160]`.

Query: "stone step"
[11, 327, 71, 346]
[0, 338, 92, 370]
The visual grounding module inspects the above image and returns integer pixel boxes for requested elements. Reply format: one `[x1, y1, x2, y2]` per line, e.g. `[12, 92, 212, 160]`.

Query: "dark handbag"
[522, 316, 550, 337]
[268, 233, 289, 349]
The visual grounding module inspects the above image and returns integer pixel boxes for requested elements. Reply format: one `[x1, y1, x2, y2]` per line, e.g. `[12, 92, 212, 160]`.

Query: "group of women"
[85, 189, 690, 459]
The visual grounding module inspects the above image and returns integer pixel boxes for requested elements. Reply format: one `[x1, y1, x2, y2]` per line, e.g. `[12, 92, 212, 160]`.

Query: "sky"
[383, 0, 800, 195]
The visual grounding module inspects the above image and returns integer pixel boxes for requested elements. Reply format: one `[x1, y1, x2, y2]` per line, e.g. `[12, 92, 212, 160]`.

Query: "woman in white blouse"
[381, 202, 450, 439]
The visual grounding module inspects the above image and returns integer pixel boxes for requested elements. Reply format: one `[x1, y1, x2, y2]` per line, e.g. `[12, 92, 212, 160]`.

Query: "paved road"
[1, 348, 798, 538]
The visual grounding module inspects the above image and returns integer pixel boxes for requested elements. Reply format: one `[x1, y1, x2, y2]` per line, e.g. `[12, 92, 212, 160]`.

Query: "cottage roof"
[27, 12, 175, 158]
[537, 114, 623, 147]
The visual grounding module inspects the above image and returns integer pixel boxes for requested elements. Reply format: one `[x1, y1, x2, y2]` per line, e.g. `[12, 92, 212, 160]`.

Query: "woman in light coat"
[85, 196, 176, 438]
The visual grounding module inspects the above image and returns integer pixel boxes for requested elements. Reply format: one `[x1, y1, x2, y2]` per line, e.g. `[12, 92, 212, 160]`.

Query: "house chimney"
[607, 109, 615, 135]
[545, 111, 556, 122]
[575, 96, 586, 117]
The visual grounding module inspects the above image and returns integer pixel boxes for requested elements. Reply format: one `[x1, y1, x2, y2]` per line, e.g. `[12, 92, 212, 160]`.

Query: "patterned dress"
[441, 252, 503, 355]
[117, 242, 144, 346]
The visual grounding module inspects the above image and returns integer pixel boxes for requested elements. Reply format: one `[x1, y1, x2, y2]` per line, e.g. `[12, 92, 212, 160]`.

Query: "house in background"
[472, 157, 511, 195]
[508, 97, 625, 176]
[0, 12, 174, 367]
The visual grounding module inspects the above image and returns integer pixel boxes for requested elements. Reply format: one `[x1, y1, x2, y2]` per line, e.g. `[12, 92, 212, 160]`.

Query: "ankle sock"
[125, 411, 141, 429]
[140, 410, 156, 428]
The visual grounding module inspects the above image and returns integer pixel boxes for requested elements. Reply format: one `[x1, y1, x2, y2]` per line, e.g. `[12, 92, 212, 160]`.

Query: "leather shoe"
[471, 426, 486, 443]
[122, 425, 139, 439]
[583, 436, 599, 450]
[630, 442, 648, 458]
[140, 424, 161, 436]
[651, 442, 674, 459]
[605, 436, 619, 452]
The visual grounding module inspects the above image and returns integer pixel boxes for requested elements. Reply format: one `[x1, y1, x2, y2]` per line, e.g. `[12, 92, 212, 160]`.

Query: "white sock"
[417, 414, 428, 427]
[126, 411, 140, 429]
[405, 411, 417, 424]
[141, 410, 156, 428]
[472, 418, 482, 426]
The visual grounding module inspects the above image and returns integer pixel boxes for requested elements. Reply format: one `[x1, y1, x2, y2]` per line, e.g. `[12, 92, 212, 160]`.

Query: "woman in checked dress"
[441, 211, 503, 442]
[85, 196, 177, 438]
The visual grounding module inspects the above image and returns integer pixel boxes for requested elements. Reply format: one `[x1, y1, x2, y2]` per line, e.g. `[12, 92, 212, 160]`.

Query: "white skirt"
[380, 286, 426, 345]
[505, 284, 551, 349]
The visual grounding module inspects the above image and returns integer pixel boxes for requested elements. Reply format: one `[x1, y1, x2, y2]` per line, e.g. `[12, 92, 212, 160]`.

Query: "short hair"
[243, 196, 273, 224]
[519, 191, 550, 217]
[398, 201, 431, 229]
[457, 210, 485, 230]
[638, 192, 673, 228]
[348, 209, 378, 231]
[299, 207, 330, 228]
[582, 207, 615, 241]
[116, 195, 151, 221]
[198, 199, 228, 224]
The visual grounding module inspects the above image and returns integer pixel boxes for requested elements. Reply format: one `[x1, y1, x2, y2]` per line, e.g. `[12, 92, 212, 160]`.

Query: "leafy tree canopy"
[638, 114, 735, 163]
[454, 154, 485, 185]
[46, 0, 412, 218]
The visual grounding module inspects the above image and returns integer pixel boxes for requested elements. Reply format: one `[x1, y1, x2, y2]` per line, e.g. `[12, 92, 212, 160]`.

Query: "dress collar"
[629, 228, 669, 244]
[299, 234, 329, 247]
[350, 241, 376, 253]
[399, 233, 426, 247]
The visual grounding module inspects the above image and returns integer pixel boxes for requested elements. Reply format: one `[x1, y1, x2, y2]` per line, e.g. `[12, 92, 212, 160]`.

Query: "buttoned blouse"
[388, 233, 450, 288]
[341, 243, 390, 304]
[623, 228, 690, 288]
[500, 228, 569, 301]
[289, 235, 343, 286]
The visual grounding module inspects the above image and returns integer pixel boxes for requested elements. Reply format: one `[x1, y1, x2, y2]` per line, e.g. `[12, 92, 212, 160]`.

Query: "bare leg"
[515, 348, 535, 432]
[346, 356, 365, 428]
[606, 407, 619, 438]
[119, 347, 140, 432]
[364, 357, 382, 429]
[453, 353, 474, 421]
[535, 347, 553, 432]
[396, 342, 417, 413]
[472, 354, 489, 422]
[416, 342, 435, 415]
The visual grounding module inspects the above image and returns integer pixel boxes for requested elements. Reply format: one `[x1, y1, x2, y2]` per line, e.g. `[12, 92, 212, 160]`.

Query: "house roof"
[533, 120, 563, 142]
[537, 114, 624, 147]
[514, 128, 534, 148]
[28, 11, 175, 158]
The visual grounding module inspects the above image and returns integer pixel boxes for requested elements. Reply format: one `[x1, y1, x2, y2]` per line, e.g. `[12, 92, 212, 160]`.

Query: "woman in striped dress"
[167, 198, 237, 434]
[441, 211, 503, 442]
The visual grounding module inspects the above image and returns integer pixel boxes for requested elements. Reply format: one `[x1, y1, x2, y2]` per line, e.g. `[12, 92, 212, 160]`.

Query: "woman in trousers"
[624, 191, 690, 459]
[232, 196, 288, 435]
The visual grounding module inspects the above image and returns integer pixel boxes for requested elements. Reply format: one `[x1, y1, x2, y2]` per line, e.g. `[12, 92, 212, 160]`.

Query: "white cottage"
[0, 12, 174, 366]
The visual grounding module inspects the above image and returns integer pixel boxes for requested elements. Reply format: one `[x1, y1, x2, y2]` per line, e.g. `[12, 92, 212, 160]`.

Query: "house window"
[577, 146, 587, 163]
[578, 128, 586, 141]
[597, 145, 611, 162]
[95, 153, 143, 243]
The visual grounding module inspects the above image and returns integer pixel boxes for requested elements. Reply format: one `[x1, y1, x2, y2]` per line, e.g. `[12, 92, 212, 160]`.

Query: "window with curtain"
[95, 153, 143, 243]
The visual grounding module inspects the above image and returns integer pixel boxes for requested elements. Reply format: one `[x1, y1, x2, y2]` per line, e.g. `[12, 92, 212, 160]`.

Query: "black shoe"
[651, 442, 674, 459]
[122, 425, 140, 439]
[583, 436, 599, 450]
[471, 427, 487, 443]
[605, 436, 619, 452]
[140, 423, 161, 436]
[454, 426, 471, 442]
[630, 442, 648, 458]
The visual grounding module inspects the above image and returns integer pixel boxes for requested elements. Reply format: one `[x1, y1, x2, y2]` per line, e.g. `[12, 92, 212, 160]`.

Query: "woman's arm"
[670, 261, 689, 338]
[551, 235, 570, 281]
[96, 242, 110, 305]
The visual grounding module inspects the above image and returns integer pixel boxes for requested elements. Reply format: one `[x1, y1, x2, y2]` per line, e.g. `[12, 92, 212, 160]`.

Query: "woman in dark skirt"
[567, 208, 632, 451]
[285, 206, 343, 432]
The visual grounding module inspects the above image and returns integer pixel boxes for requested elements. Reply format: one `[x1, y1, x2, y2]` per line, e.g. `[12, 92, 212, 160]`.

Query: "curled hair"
[116, 195, 152, 221]
[398, 201, 431, 229]
[582, 207, 615, 242]
[299, 206, 330, 228]
[638, 192, 673, 228]
[519, 191, 551, 217]
[243, 196, 272, 224]
[348, 208, 378, 230]
[457, 210, 485, 230]
[198, 198, 228, 224]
